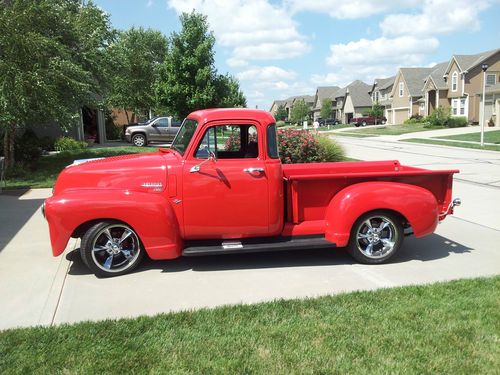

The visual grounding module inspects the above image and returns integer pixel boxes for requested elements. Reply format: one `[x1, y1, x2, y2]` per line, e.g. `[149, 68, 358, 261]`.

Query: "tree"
[275, 105, 287, 121]
[290, 99, 310, 124]
[107, 27, 168, 122]
[156, 11, 246, 118]
[369, 102, 384, 124]
[0, 0, 114, 168]
[320, 98, 333, 119]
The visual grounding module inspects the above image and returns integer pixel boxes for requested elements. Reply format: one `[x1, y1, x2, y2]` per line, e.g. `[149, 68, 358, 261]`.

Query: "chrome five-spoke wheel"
[80, 221, 144, 277]
[348, 211, 403, 264]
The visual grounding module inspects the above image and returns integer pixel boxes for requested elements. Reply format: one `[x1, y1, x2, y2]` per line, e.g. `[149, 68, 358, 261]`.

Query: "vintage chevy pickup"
[43, 109, 460, 277]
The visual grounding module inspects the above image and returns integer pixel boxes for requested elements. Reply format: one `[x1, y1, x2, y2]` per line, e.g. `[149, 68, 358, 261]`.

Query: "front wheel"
[361, 121, 367, 126]
[132, 133, 147, 147]
[347, 211, 403, 264]
[80, 221, 144, 277]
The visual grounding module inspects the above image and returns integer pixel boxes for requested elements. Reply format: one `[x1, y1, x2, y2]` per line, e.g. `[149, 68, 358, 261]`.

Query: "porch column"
[436, 90, 439, 109]
[425, 91, 429, 116]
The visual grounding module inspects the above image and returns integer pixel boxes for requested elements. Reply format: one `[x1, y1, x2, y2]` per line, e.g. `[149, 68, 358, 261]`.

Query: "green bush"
[404, 114, 424, 124]
[276, 120, 286, 127]
[446, 116, 468, 128]
[54, 136, 88, 151]
[426, 107, 450, 127]
[14, 129, 42, 162]
[277, 128, 344, 164]
[106, 118, 123, 140]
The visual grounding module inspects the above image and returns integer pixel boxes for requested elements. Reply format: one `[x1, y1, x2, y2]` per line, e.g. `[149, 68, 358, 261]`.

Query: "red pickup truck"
[351, 115, 387, 126]
[43, 108, 460, 277]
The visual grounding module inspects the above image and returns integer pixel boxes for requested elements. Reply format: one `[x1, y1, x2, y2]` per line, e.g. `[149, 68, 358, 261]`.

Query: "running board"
[182, 235, 336, 256]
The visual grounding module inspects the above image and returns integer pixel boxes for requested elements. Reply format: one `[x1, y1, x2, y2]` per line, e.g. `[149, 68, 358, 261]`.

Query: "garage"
[393, 108, 409, 125]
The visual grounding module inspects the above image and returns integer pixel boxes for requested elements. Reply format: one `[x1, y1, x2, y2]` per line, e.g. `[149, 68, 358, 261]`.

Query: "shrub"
[224, 132, 257, 152]
[14, 129, 42, 162]
[106, 118, 123, 140]
[446, 116, 468, 128]
[276, 120, 286, 128]
[54, 136, 88, 151]
[426, 107, 450, 127]
[404, 114, 423, 124]
[277, 128, 344, 164]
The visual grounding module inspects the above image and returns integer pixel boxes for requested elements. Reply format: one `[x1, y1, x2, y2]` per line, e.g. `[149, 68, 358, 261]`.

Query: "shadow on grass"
[66, 232, 472, 277]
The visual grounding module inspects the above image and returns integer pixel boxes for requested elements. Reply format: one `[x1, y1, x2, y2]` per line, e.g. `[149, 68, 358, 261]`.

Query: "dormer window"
[451, 72, 458, 92]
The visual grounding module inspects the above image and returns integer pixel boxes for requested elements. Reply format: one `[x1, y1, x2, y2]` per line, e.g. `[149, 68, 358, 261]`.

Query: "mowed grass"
[404, 138, 500, 152]
[1, 277, 499, 374]
[436, 129, 500, 144]
[5, 146, 158, 189]
[341, 123, 445, 136]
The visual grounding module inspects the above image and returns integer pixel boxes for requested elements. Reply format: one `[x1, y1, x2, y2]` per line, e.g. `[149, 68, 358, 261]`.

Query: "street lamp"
[480, 63, 488, 146]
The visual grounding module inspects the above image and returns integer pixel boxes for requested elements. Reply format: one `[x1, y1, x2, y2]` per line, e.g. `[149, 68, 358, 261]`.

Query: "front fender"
[325, 182, 438, 247]
[44, 189, 182, 260]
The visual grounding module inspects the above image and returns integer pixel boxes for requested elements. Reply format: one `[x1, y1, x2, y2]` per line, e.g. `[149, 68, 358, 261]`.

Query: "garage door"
[393, 109, 409, 125]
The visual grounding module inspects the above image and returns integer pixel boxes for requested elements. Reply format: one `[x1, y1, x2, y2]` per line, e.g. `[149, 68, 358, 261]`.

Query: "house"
[442, 48, 500, 126]
[390, 67, 434, 124]
[342, 80, 372, 124]
[332, 87, 347, 123]
[269, 100, 286, 118]
[422, 62, 450, 118]
[369, 76, 395, 123]
[480, 83, 500, 127]
[312, 86, 339, 121]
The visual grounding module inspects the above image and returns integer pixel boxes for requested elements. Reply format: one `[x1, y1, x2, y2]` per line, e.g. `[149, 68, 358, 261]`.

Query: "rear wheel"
[347, 211, 403, 264]
[361, 121, 367, 126]
[80, 221, 144, 277]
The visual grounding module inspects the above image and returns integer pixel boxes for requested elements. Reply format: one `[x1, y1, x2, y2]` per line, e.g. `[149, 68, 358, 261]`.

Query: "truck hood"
[53, 150, 179, 195]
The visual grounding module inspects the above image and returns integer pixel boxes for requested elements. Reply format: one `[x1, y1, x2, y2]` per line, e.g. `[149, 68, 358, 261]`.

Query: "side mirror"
[190, 149, 217, 173]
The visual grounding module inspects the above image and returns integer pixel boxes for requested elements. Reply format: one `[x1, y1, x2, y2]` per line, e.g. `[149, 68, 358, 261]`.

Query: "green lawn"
[436, 129, 500, 144]
[5, 146, 158, 189]
[404, 138, 500, 152]
[340, 123, 445, 136]
[1, 277, 498, 374]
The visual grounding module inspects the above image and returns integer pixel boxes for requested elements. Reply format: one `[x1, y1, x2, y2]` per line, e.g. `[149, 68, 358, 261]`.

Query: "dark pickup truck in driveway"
[125, 116, 182, 146]
[351, 116, 387, 127]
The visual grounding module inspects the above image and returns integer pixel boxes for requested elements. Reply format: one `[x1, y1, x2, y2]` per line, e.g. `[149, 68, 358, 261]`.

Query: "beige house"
[332, 87, 347, 122]
[390, 67, 434, 124]
[369, 76, 395, 123]
[480, 83, 500, 127]
[422, 62, 450, 117]
[442, 49, 500, 126]
[269, 100, 286, 118]
[343, 81, 372, 123]
[312, 86, 339, 121]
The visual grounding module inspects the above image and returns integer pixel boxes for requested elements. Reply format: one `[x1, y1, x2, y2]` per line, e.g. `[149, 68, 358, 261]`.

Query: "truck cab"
[125, 116, 182, 146]
[44, 108, 459, 277]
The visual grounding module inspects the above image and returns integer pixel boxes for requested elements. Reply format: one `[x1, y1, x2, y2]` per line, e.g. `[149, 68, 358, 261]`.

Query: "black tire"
[80, 221, 144, 277]
[347, 210, 403, 264]
[354, 123, 360, 127]
[132, 133, 147, 147]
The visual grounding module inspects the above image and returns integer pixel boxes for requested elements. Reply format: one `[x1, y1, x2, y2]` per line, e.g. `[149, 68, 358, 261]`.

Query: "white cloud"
[226, 58, 248, 68]
[286, 0, 418, 19]
[168, 0, 310, 64]
[237, 66, 297, 81]
[319, 36, 439, 86]
[380, 0, 494, 37]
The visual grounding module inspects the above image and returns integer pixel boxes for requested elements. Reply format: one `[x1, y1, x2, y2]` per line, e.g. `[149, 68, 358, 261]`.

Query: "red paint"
[44, 108, 459, 259]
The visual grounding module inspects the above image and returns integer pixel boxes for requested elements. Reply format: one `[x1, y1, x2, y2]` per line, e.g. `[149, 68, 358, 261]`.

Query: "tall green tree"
[107, 27, 168, 122]
[369, 102, 384, 124]
[156, 11, 246, 118]
[0, 0, 114, 168]
[320, 98, 333, 119]
[290, 99, 310, 124]
[275, 105, 287, 121]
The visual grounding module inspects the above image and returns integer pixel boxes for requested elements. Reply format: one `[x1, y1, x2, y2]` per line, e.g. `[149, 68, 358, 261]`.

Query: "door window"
[156, 118, 168, 127]
[195, 125, 259, 159]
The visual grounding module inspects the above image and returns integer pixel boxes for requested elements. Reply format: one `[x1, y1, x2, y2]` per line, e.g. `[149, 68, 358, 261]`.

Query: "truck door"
[150, 117, 169, 141]
[166, 118, 181, 142]
[182, 122, 269, 239]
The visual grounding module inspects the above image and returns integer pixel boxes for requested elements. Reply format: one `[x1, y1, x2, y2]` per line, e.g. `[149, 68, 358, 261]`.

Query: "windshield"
[171, 118, 198, 155]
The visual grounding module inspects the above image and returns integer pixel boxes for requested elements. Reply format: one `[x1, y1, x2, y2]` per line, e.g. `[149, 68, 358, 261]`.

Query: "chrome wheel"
[90, 224, 141, 273]
[355, 215, 398, 259]
[132, 134, 146, 147]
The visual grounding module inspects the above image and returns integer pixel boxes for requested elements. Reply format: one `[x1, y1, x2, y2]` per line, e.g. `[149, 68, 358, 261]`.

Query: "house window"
[486, 74, 497, 86]
[451, 72, 458, 92]
[451, 98, 466, 116]
[399, 82, 404, 97]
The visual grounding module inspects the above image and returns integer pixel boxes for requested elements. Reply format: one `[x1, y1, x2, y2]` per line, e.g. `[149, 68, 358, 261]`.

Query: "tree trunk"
[124, 108, 131, 125]
[3, 124, 15, 170]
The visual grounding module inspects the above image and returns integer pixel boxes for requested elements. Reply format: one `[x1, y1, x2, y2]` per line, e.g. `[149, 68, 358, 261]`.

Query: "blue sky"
[95, 0, 500, 110]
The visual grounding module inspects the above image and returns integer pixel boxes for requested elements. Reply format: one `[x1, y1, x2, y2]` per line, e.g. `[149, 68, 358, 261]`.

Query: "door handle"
[243, 167, 264, 173]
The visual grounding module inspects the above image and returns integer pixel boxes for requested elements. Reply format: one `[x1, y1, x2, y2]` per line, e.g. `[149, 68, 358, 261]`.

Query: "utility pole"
[480, 63, 488, 147]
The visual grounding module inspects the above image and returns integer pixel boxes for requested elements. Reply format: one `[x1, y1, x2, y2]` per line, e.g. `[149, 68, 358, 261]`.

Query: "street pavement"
[1, 132, 499, 330]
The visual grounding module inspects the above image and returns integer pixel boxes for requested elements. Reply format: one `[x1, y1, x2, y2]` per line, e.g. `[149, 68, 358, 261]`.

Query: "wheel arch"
[324, 181, 438, 247]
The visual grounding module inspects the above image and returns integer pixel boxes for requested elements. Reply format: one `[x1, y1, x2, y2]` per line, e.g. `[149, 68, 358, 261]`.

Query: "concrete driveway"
[1, 139, 499, 330]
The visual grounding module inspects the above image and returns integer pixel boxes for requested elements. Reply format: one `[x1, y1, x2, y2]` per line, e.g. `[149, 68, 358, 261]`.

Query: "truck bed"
[281, 160, 458, 235]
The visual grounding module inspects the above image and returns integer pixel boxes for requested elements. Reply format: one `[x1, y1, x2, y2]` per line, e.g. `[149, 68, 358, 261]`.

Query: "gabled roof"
[426, 61, 449, 90]
[396, 67, 433, 97]
[370, 76, 395, 94]
[269, 100, 286, 111]
[292, 95, 314, 105]
[313, 86, 340, 109]
[346, 80, 372, 107]
[444, 48, 500, 75]
[332, 86, 347, 99]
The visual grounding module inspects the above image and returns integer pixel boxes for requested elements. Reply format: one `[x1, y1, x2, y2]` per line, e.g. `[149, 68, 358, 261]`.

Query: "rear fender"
[44, 189, 182, 260]
[325, 182, 438, 247]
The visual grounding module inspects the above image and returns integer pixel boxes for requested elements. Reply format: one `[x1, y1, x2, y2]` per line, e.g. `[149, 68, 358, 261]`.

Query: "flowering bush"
[277, 128, 344, 164]
[224, 133, 257, 151]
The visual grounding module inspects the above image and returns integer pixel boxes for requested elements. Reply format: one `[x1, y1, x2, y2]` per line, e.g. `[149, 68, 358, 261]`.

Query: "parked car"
[318, 118, 340, 126]
[125, 116, 182, 146]
[43, 108, 460, 277]
[350, 116, 387, 127]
